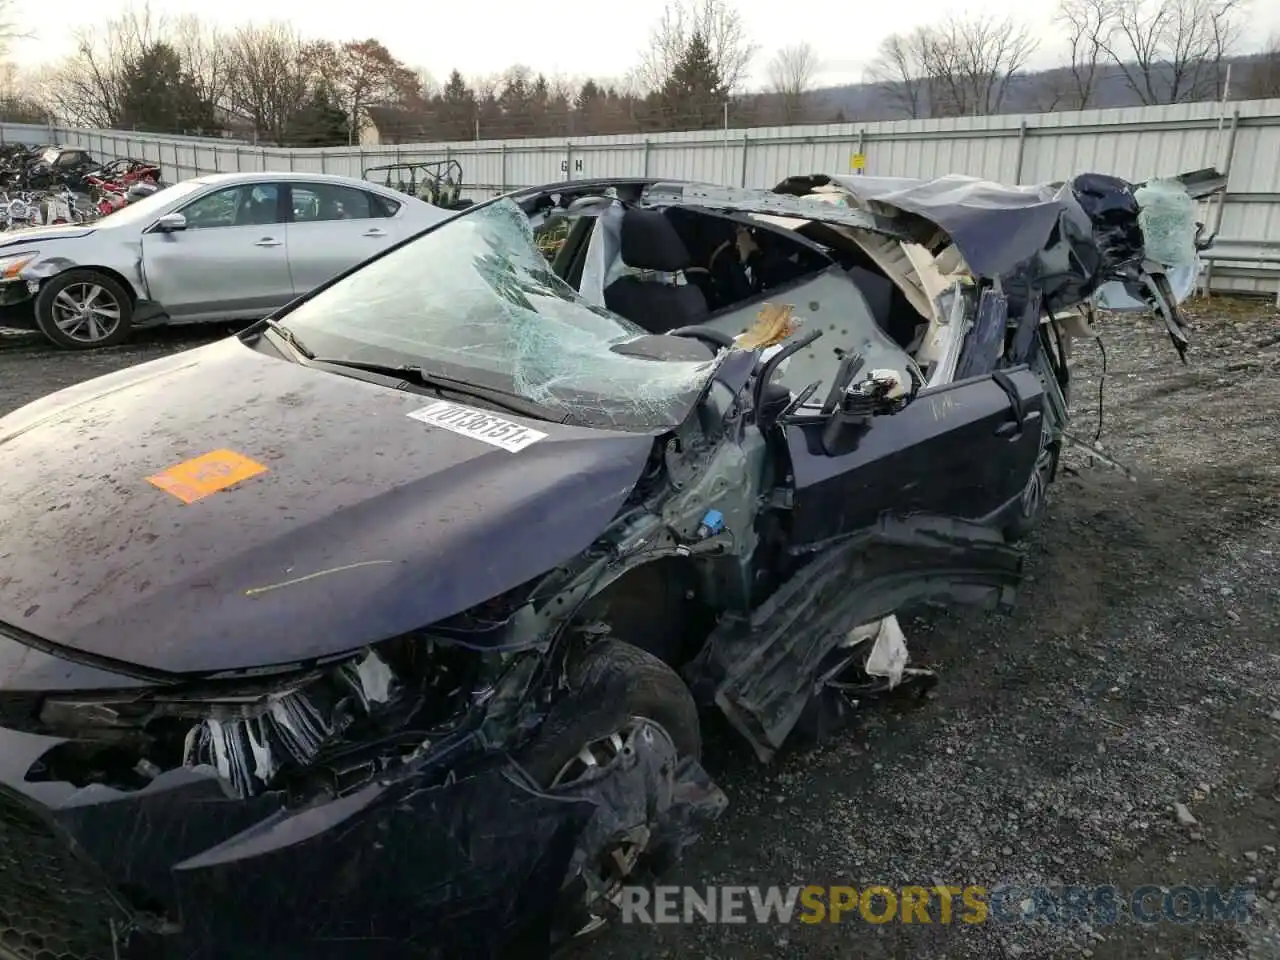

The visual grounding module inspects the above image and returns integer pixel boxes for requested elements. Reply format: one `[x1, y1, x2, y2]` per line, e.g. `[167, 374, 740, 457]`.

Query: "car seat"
[603, 208, 709, 334]
[240, 192, 277, 226]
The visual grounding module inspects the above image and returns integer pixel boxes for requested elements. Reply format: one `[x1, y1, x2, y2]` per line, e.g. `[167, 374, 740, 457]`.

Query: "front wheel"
[34, 269, 133, 350]
[517, 639, 702, 945]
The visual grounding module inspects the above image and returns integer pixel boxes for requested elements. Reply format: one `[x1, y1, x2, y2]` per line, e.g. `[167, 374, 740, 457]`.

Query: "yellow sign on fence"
[850, 153, 866, 172]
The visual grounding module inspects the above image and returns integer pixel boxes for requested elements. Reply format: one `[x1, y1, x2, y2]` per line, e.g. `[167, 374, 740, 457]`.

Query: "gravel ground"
[2, 300, 1279, 960]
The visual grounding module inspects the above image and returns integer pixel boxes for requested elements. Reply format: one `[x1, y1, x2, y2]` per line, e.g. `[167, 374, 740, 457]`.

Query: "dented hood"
[0, 338, 652, 675]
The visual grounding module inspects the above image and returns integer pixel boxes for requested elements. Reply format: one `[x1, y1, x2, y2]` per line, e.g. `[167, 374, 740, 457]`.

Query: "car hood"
[0, 337, 654, 675]
[0, 224, 96, 247]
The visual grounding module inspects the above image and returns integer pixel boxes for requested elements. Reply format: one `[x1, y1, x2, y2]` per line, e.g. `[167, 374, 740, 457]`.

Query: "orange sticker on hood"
[147, 448, 268, 504]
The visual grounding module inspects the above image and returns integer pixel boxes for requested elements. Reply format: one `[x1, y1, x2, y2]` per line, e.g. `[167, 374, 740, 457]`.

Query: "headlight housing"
[0, 252, 38, 279]
[33, 650, 401, 798]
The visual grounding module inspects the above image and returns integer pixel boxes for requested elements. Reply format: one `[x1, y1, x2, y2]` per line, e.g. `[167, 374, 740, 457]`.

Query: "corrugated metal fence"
[4, 99, 1278, 295]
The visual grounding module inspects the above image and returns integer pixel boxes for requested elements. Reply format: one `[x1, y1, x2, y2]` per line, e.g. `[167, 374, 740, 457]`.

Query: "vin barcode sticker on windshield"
[407, 400, 548, 453]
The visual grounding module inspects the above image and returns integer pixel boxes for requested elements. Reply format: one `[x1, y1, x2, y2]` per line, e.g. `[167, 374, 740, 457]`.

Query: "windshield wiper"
[308, 357, 565, 423]
[261, 319, 316, 359]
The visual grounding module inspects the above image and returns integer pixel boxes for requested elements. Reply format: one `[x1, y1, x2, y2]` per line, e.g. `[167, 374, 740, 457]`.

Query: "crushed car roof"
[518, 169, 1223, 285]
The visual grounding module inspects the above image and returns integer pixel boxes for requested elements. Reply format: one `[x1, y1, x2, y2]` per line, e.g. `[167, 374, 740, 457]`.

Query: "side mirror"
[819, 353, 912, 457]
[153, 212, 187, 233]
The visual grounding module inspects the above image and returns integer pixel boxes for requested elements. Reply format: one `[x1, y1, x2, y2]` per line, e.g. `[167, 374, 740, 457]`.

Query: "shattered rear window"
[282, 199, 719, 431]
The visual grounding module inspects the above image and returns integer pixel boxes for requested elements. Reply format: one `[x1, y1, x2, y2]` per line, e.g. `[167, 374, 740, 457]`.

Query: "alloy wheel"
[549, 718, 659, 938]
[50, 282, 123, 344]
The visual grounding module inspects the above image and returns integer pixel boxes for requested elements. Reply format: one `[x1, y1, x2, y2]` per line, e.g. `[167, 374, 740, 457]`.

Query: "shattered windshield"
[281, 198, 719, 431]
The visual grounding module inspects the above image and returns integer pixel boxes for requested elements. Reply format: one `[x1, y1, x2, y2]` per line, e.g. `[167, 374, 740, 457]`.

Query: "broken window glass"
[283, 199, 721, 431]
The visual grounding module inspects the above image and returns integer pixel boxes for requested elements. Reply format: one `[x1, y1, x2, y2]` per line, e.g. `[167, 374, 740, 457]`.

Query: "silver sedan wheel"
[50, 282, 123, 344]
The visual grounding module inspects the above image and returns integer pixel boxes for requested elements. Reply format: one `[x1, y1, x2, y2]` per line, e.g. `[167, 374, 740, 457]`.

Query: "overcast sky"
[8, 0, 1280, 89]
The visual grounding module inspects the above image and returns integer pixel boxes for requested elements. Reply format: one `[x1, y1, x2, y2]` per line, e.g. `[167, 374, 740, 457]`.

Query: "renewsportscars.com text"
[619, 884, 1253, 925]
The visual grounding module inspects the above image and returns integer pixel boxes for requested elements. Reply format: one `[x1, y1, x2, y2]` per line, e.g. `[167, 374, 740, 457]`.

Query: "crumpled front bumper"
[0, 726, 597, 960]
[0, 714, 727, 960]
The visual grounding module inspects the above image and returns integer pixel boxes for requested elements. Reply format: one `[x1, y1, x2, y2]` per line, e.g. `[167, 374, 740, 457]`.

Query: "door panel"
[142, 182, 291, 321]
[284, 183, 402, 294]
[784, 367, 1046, 546]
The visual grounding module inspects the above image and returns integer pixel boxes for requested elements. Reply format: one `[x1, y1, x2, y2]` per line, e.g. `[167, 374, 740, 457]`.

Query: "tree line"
[0, 0, 1276, 147]
[866, 0, 1277, 116]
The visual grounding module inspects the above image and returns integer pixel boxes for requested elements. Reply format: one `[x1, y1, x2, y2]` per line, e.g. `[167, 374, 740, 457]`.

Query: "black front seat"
[604, 209, 708, 334]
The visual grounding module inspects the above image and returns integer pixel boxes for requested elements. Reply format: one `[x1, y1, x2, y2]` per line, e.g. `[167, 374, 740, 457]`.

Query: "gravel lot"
[2, 299, 1279, 960]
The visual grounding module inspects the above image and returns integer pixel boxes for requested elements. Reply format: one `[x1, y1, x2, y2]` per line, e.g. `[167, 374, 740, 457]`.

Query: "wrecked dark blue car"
[0, 168, 1220, 959]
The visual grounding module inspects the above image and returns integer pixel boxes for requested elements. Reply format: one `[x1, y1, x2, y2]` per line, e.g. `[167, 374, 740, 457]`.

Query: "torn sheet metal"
[640, 181, 916, 241]
[826, 174, 1080, 281]
[686, 514, 1023, 762]
[955, 286, 1010, 381]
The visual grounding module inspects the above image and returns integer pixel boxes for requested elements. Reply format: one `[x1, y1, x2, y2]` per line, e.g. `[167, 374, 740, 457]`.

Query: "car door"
[141, 181, 292, 322]
[782, 367, 1047, 546]
[283, 182, 403, 295]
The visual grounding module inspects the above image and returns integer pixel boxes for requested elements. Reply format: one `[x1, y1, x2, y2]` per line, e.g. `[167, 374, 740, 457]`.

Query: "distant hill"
[785, 53, 1272, 123]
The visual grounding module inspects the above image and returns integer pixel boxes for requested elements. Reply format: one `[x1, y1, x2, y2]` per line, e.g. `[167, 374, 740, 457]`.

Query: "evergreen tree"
[118, 42, 219, 135]
[659, 31, 727, 129]
[285, 82, 349, 147]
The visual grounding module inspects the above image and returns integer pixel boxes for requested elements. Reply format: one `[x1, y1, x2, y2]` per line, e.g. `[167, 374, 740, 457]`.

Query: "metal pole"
[1201, 65, 1233, 231]
[1209, 107, 1240, 240]
[740, 133, 749, 187]
[1013, 120, 1028, 184]
[722, 101, 730, 185]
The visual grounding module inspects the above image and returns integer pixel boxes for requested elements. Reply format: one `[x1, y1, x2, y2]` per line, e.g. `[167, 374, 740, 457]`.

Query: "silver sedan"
[0, 171, 451, 350]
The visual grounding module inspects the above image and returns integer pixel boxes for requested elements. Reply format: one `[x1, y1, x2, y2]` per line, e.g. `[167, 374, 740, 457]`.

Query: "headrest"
[619, 208, 692, 273]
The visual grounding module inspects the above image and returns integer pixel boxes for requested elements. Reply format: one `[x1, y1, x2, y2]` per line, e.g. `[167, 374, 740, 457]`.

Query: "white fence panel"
[7, 98, 1279, 295]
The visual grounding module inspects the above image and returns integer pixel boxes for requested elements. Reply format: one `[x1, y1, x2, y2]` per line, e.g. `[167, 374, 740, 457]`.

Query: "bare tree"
[636, 0, 758, 94]
[1100, 0, 1243, 104]
[222, 23, 318, 144]
[1243, 34, 1280, 98]
[929, 15, 1040, 117]
[44, 4, 160, 127]
[865, 29, 935, 118]
[767, 42, 819, 121]
[168, 15, 228, 120]
[1056, 0, 1118, 107]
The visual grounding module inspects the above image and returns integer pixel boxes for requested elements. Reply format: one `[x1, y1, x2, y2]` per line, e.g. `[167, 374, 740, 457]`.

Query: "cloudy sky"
[8, 0, 1280, 89]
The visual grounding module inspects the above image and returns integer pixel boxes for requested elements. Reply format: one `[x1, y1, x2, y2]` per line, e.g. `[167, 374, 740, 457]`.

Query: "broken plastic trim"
[685, 515, 1023, 763]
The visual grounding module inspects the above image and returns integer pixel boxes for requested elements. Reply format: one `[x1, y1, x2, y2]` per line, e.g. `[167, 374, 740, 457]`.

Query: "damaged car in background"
[0, 164, 1219, 958]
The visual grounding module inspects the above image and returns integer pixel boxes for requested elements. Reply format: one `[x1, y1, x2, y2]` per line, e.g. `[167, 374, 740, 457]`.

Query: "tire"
[518, 639, 701, 785]
[1004, 438, 1059, 542]
[515, 639, 701, 948]
[35, 269, 133, 350]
